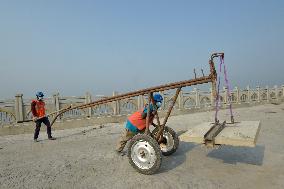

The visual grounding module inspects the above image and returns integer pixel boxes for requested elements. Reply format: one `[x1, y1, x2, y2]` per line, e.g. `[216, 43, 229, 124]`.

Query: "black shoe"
[34, 139, 39, 142]
[48, 137, 56, 140]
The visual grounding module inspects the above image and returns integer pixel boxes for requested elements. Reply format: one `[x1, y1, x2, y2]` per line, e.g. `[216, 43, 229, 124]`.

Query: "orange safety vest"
[32, 100, 46, 118]
[128, 108, 155, 130]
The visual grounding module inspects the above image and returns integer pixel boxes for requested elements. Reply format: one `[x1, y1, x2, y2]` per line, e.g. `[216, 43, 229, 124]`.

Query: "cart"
[48, 53, 260, 175]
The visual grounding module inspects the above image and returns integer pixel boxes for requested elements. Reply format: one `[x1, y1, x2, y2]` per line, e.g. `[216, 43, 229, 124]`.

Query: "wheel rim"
[131, 140, 157, 170]
[160, 131, 174, 153]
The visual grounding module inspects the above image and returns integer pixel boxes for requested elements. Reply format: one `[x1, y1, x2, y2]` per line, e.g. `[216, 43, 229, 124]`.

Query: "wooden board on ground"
[179, 121, 261, 147]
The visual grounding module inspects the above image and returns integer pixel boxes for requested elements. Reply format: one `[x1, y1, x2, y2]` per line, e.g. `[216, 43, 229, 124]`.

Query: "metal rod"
[155, 88, 181, 141]
[145, 92, 152, 135]
[17, 105, 71, 123]
[150, 93, 162, 131]
[51, 76, 213, 126]
[75, 76, 213, 111]
[50, 53, 220, 126]
[163, 88, 181, 126]
[147, 93, 161, 129]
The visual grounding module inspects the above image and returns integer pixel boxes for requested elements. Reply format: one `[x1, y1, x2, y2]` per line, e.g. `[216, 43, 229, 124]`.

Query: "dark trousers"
[34, 117, 52, 139]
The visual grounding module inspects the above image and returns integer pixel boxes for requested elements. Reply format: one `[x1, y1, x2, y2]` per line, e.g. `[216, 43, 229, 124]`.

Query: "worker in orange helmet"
[31, 92, 56, 142]
[116, 93, 163, 155]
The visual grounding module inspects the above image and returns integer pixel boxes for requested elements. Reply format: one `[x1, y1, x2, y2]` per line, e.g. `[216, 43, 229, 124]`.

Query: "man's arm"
[141, 112, 147, 119]
[141, 104, 158, 119]
[31, 101, 38, 119]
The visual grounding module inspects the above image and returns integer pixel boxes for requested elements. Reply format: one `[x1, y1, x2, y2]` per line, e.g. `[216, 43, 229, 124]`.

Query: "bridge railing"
[0, 85, 283, 126]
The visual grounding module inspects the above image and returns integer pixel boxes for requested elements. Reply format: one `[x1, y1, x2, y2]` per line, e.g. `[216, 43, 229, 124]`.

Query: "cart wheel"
[127, 134, 162, 175]
[152, 126, 179, 156]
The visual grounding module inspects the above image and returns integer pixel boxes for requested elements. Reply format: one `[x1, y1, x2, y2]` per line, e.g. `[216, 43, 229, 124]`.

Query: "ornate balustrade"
[0, 85, 283, 125]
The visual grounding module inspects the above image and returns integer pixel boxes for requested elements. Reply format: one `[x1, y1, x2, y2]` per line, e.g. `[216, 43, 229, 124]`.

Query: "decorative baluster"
[15, 94, 24, 122]
[85, 92, 92, 117]
[178, 90, 184, 110]
[256, 86, 260, 103]
[195, 88, 200, 108]
[246, 85, 251, 103]
[266, 85, 270, 102]
[274, 85, 278, 101]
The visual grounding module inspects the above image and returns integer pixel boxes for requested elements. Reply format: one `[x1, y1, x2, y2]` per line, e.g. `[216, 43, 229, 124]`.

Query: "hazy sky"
[0, 0, 283, 99]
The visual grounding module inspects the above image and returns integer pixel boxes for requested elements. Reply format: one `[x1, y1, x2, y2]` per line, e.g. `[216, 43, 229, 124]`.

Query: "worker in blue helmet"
[116, 93, 163, 155]
[31, 91, 56, 142]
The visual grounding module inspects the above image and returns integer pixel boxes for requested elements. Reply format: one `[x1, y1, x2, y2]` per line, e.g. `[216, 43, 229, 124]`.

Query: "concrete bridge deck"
[0, 103, 283, 189]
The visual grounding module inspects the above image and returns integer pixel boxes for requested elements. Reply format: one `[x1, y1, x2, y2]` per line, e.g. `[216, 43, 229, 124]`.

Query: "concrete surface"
[0, 103, 284, 189]
[180, 121, 261, 147]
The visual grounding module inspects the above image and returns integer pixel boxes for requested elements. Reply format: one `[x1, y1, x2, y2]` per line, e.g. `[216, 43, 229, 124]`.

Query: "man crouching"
[116, 93, 163, 155]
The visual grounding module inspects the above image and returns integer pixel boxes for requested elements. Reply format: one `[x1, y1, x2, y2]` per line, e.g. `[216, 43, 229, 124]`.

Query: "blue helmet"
[36, 91, 44, 97]
[153, 93, 163, 102]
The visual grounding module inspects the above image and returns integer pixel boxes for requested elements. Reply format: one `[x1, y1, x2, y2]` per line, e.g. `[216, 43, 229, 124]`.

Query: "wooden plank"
[179, 121, 261, 147]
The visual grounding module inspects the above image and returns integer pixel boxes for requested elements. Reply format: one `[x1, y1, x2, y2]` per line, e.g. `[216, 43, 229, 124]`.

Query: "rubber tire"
[127, 134, 162, 175]
[152, 126, 179, 156]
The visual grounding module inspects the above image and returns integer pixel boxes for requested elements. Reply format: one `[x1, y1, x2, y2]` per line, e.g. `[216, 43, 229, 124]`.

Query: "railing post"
[53, 93, 60, 113]
[112, 91, 120, 115]
[247, 85, 251, 103]
[137, 95, 143, 110]
[85, 92, 92, 117]
[194, 88, 200, 108]
[282, 85, 284, 99]
[178, 90, 184, 110]
[256, 86, 260, 102]
[274, 85, 278, 101]
[235, 87, 240, 104]
[15, 94, 24, 122]
[210, 87, 214, 107]
[266, 85, 270, 102]
[223, 86, 227, 105]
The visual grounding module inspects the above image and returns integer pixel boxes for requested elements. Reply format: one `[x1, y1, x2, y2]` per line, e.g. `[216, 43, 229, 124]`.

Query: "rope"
[214, 55, 234, 123]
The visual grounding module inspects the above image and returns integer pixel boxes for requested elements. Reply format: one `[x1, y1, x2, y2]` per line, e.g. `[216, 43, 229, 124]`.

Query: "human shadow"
[206, 145, 265, 166]
[159, 141, 196, 173]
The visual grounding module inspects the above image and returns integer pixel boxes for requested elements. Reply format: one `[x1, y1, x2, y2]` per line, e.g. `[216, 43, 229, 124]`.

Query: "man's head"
[153, 93, 163, 108]
[36, 91, 44, 101]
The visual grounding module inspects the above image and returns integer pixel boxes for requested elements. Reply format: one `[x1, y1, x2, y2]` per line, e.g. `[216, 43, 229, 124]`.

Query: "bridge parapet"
[0, 85, 283, 126]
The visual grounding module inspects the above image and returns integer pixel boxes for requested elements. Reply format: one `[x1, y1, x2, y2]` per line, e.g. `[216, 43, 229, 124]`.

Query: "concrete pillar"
[112, 91, 120, 115]
[274, 85, 278, 100]
[210, 87, 214, 107]
[235, 87, 240, 104]
[282, 85, 284, 99]
[194, 88, 200, 108]
[178, 90, 184, 110]
[85, 92, 92, 117]
[266, 85, 270, 102]
[247, 85, 251, 103]
[15, 94, 24, 122]
[223, 86, 228, 105]
[137, 95, 144, 110]
[53, 93, 60, 112]
[256, 86, 260, 102]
